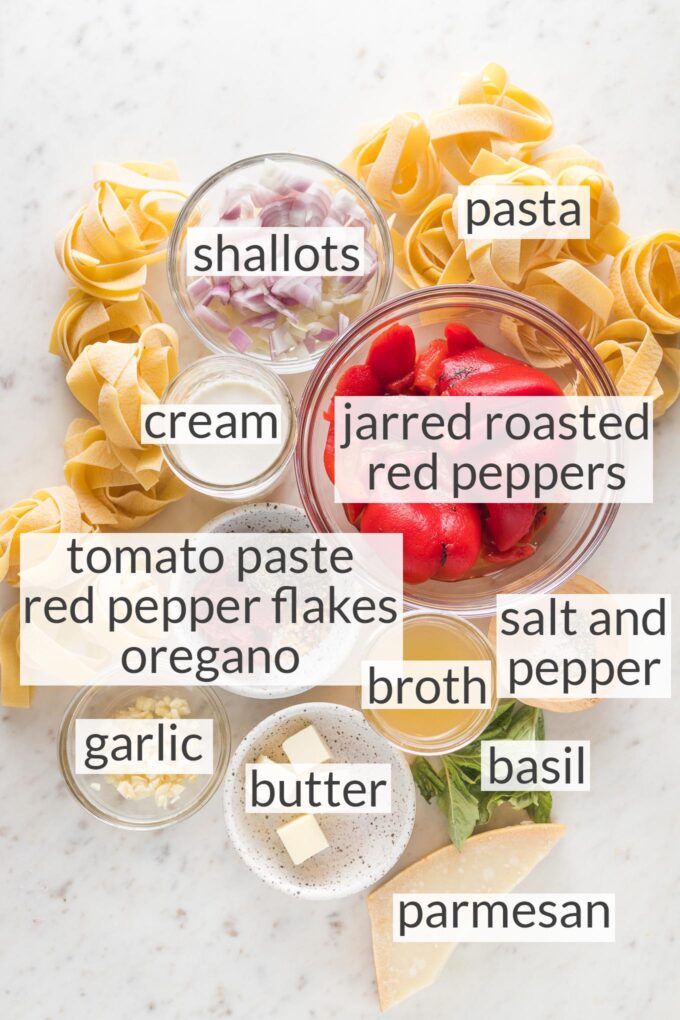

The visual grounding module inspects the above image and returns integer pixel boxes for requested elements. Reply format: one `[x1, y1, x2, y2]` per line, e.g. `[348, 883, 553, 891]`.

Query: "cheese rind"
[276, 814, 329, 865]
[368, 822, 566, 1011]
[282, 724, 332, 774]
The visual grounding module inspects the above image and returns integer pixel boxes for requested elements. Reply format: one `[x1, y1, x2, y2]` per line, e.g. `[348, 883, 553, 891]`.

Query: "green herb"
[411, 701, 552, 850]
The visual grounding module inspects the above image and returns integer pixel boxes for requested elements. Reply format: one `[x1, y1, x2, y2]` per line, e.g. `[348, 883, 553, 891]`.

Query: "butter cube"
[276, 814, 329, 865]
[256, 754, 294, 774]
[281, 724, 331, 774]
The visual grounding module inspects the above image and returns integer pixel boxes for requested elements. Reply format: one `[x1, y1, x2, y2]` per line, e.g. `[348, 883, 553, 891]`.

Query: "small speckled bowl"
[201, 503, 315, 699]
[199, 502, 312, 536]
[223, 702, 416, 899]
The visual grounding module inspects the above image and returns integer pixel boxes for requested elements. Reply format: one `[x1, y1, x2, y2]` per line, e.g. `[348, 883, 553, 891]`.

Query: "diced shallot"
[196, 304, 231, 333]
[229, 327, 252, 352]
[191, 161, 381, 362]
[270, 324, 294, 357]
[187, 277, 212, 303]
[209, 281, 231, 303]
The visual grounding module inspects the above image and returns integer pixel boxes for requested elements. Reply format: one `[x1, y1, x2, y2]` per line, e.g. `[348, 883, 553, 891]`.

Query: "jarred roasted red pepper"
[437, 323, 563, 398]
[413, 339, 448, 394]
[323, 321, 563, 583]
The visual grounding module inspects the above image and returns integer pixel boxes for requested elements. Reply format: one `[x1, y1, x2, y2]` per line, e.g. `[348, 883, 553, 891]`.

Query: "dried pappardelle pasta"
[609, 231, 680, 333]
[0, 604, 30, 708]
[55, 161, 190, 301]
[520, 260, 614, 343]
[579, 319, 680, 418]
[396, 194, 469, 288]
[64, 418, 185, 530]
[66, 323, 179, 487]
[343, 112, 441, 216]
[0, 485, 92, 586]
[343, 62, 680, 418]
[429, 63, 553, 184]
[458, 151, 563, 287]
[50, 288, 161, 366]
[532, 146, 628, 264]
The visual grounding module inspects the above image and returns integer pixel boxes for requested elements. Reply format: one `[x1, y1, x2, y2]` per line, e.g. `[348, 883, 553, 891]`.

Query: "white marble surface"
[2, 1, 679, 1018]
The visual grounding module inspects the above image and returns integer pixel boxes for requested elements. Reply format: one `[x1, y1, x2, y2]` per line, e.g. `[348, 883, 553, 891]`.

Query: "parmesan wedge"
[368, 822, 566, 1011]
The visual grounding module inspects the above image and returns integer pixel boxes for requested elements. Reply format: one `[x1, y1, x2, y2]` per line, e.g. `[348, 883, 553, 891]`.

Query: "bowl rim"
[58, 685, 231, 830]
[294, 283, 620, 615]
[198, 501, 312, 535]
[167, 151, 394, 375]
[223, 701, 416, 900]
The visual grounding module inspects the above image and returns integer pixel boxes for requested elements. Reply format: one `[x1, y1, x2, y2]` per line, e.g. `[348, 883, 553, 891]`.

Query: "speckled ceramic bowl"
[223, 703, 416, 899]
[201, 502, 315, 699]
[199, 502, 312, 536]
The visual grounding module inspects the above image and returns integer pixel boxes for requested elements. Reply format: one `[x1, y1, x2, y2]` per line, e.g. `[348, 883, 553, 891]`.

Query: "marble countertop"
[1, 1, 679, 1018]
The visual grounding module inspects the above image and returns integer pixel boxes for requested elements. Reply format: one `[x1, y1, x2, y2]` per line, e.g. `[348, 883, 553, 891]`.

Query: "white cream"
[177, 378, 288, 487]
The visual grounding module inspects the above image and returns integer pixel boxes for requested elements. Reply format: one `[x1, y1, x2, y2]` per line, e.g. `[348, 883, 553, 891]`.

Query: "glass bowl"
[359, 611, 497, 755]
[159, 355, 297, 500]
[295, 284, 619, 617]
[58, 685, 231, 830]
[168, 153, 393, 375]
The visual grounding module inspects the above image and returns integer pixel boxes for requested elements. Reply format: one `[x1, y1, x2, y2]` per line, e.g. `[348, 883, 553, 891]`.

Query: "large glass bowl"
[295, 284, 619, 616]
[168, 153, 393, 375]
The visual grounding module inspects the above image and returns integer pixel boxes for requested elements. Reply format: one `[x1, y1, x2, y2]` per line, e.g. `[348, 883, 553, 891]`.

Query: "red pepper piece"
[444, 322, 482, 356]
[386, 369, 415, 395]
[323, 424, 335, 483]
[360, 502, 444, 584]
[414, 339, 448, 394]
[485, 544, 536, 565]
[433, 503, 482, 580]
[484, 503, 538, 553]
[366, 323, 416, 386]
[343, 502, 366, 526]
[323, 364, 383, 423]
[437, 345, 563, 397]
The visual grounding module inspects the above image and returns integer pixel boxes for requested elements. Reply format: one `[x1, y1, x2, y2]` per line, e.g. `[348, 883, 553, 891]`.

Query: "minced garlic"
[105, 695, 197, 808]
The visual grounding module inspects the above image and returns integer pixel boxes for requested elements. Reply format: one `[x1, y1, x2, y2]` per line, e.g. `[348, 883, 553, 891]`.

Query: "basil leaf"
[411, 757, 444, 803]
[527, 791, 553, 823]
[438, 757, 480, 850]
[411, 703, 550, 848]
[504, 704, 540, 742]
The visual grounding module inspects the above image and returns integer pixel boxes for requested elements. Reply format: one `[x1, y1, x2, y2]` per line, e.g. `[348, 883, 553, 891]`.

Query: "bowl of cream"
[159, 354, 297, 499]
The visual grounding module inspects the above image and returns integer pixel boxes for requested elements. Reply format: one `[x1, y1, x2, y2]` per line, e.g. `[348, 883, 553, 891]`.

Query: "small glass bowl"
[167, 152, 393, 375]
[159, 355, 297, 500]
[58, 685, 231, 830]
[295, 284, 620, 616]
[360, 612, 497, 756]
